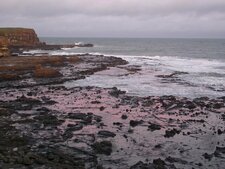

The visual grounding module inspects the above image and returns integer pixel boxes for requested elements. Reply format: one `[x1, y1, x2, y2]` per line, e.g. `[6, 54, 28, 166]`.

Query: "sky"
[0, 0, 225, 38]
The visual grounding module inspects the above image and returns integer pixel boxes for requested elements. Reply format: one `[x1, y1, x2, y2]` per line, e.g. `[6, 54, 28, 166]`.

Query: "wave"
[23, 49, 225, 75]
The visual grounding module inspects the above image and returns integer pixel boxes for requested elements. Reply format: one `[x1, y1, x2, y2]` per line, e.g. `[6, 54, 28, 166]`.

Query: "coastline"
[0, 52, 225, 169]
[0, 29, 225, 168]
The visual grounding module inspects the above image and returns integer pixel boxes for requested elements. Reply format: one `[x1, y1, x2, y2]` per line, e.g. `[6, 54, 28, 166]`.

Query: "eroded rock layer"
[0, 28, 41, 47]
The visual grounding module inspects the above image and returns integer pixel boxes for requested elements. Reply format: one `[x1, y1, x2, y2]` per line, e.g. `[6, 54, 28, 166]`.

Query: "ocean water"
[36, 37, 225, 98]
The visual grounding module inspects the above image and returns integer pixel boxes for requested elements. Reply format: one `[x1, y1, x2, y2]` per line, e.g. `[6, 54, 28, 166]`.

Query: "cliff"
[0, 28, 41, 47]
[0, 27, 94, 56]
[0, 36, 10, 57]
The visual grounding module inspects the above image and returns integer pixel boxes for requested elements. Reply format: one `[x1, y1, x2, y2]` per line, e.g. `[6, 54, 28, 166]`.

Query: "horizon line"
[39, 36, 225, 40]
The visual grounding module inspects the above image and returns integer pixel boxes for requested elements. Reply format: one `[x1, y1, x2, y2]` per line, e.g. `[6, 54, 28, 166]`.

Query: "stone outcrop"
[0, 28, 41, 47]
[0, 36, 10, 57]
[0, 27, 94, 56]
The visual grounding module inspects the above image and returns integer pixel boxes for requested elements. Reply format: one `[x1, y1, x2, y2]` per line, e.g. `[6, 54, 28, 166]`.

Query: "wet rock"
[165, 156, 187, 164]
[94, 115, 102, 122]
[112, 104, 119, 108]
[148, 123, 161, 131]
[157, 71, 188, 79]
[121, 114, 128, 120]
[109, 87, 126, 97]
[130, 161, 154, 169]
[34, 113, 62, 126]
[214, 146, 225, 157]
[154, 144, 162, 149]
[184, 101, 196, 109]
[164, 128, 180, 138]
[221, 114, 225, 121]
[91, 100, 101, 104]
[130, 120, 143, 127]
[202, 153, 213, 161]
[217, 129, 223, 135]
[27, 92, 33, 96]
[67, 123, 83, 131]
[113, 122, 123, 127]
[62, 130, 74, 140]
[98, 130, 116, 138]
[212, 102, 224, 109]
[99, 106, 105, 111]
[196, 162, 203, 167]
[153, 158, 176, 169]
[67, 112, 92, 124]
[0, 108, 14, 116]
[23, 152, 36, 165]
[128, 128, 134, 133]
[36, 107, 50, 113]
[92, 141, 112, 156]
[130, 158, 174, 169]
[17, 95, 41, 105]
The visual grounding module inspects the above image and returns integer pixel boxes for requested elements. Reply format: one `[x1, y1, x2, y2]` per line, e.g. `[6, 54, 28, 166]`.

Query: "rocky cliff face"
[0, 36, 10, 57]
[0, 28, 41, 47]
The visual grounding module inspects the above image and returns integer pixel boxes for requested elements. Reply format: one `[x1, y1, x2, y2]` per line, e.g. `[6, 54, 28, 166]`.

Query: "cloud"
[0, 0, 225, 37]
[1, 0, 225, 17]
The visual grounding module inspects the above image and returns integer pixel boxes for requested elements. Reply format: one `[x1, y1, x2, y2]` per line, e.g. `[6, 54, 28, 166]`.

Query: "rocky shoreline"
[0, 51, 225, 169]
[0, 28, 225, 169]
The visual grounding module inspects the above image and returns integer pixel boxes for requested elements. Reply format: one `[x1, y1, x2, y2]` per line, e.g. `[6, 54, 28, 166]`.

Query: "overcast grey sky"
[0, 0, 225, 38]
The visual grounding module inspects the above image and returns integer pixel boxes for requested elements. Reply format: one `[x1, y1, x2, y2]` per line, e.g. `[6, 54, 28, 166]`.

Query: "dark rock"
[109, 87, 126, 97]
[165, 156, 187, 164]
[99, 106, 105, 111]
[130, 120, 143, 127]
[121, 114, 128, 119]
[113, 122, 123, 126]
[153, 158, 167, 169]
[94, 115, 102, 122]
[27, 92, 33, 96]
[92, 141, 112, 155]
[221, 114, 225, 121]
[184, 101, 196, 109]
[203, 153, 213, 161]
[91, 100, 101, 104]
[218, 129, 223, 135]
[34, 113, 61, 126]
[0, 108, 14, 116]
[212, 103, 224, 109]
[96, 164, 104, 169]
[164, 128, 180, 138]
[67, 123, 83, 131]
[154, 144, 162, 149]
[128, 128, 134, 133]
[23, 152, 36, 165]
[214, 146, 225, 157]
[196, 162, 203, 166]
[130, 161, 154, 169]
[148, 123, 161, 131]
[156, 71, 188, 78]
[67, 112, 92, 124]
[36, 107, 50, 113]
[98, 130, 116, 138]
[62, 130, 74, 140]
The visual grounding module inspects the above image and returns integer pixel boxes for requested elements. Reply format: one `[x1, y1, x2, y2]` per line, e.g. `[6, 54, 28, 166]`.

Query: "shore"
[0, 54, 225, 169]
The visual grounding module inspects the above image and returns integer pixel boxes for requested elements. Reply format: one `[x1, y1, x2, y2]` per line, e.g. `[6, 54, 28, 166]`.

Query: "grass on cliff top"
[0, 28, 35, 35]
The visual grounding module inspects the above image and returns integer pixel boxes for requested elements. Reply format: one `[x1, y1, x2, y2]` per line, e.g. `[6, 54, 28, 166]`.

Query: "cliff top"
[0, 27, 35, 35]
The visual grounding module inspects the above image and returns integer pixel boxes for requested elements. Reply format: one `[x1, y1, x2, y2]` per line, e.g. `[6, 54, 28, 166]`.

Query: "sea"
[30, 37, 225, 98]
